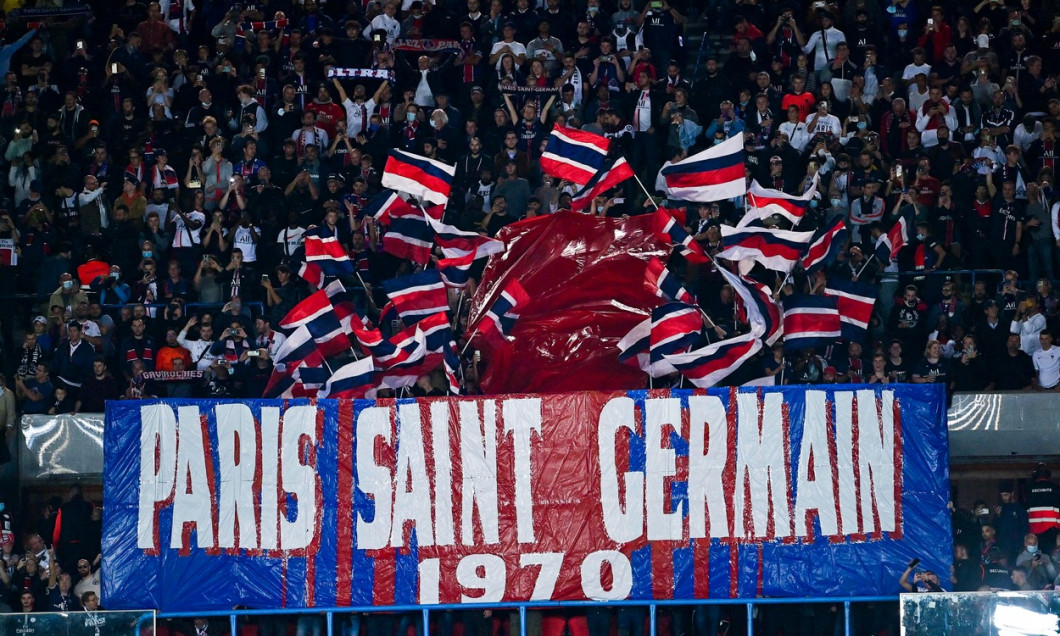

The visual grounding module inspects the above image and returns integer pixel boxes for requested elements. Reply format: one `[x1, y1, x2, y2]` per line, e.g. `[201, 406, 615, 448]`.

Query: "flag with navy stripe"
[662, 134, 747, 202]
[781, 294, 842, 351]
[381, 149, 455, 206]
[541, 125, 610, 185]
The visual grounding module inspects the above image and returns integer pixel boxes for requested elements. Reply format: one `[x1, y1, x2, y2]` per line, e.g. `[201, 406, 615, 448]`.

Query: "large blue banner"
[102, 386, 951, 611]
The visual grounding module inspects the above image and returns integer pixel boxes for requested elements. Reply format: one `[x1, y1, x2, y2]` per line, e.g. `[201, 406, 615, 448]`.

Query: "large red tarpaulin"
[466, 212, 671, 394]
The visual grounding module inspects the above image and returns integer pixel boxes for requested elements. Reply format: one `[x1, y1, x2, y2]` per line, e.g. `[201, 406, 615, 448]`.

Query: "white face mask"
[1028, 545, 1039, 554]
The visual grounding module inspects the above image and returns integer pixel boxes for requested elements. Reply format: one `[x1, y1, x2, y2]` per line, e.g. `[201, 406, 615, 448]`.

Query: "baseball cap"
[471, 85, 484, 94]
[33, 315, 47, 325]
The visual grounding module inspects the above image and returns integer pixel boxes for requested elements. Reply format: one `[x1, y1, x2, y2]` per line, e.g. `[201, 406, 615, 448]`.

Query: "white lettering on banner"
[131, 390, 900, 589]
[460, 400, 499, 545]
[504, 398, 542, 544]
[356, 406, 392, 550]
[137, 404, 321, 553]
[687, 396, 729, 539]
[598, 397, 644, 543]
[217, 404, 258, 549]
[597, 390, 898, 544]
[391, 402, 434, 547]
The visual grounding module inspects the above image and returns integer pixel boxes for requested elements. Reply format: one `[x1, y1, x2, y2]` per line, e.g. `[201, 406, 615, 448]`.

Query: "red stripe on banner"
[849, 394, 867, 542]
[665, 163, 745, 188]
[826, 398, 845, 544]
[651, 543, 674, 600]
[756, 544, 764, 596]
[693, 538, 710, 598]
[336, 402, 354, 605]
[729, 543, 739, 598]
[891, 397, 905, 540]
[780, 402, 796, 543]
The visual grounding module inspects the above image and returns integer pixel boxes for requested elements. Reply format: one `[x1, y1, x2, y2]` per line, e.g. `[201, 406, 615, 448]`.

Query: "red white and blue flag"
[661, 332, 762, 388]
[717, 266, 783, 346]
[303, 227, 355, 277]
[644, 257, 695, 304]
[427, 215, 505, 259]
[661, 134, 747, 202]
[651, 207, 710, 264]
[381, 149, 455, 207]
[382, 270, 450, 324]
[570, 157, 635, 213]
[262, 354, 325, 398]
[273, 324, 320, 365]
[280, 279, 351, 329]
[436, 251, 476, 288]
[351, 322, 413, 369]
[382, 205, 433, 265]
[739, 176, 819, 227]
[782, 294, 842, 351]
[649, 302, 703, 367]
[717, 224, 814, 273]
[824, 278, 877, 342]
[888, 215, 910, 260]
[473, 279, 529, 345]
[364, 188, 417, 224]
[800, 218, 849, 274]
[540, 125, 611, 185]
[318, 356, 376, 399]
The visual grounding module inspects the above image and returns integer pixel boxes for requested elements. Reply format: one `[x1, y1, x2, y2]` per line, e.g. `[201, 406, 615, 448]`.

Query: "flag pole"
[631, 172, 660, 210]
[854, 255, 875, 281]
[452, 288, 465, 332]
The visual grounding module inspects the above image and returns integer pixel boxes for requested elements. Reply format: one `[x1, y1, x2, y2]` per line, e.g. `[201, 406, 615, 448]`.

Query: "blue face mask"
[897, 29, 908, 38]
[63, 280, 73, 290]
[857, 121, 868, 130]
[406, 111, 416, 122]
[368, 123, 380, 133]
[916, 233, 925, 241]
[142, 250, 153, 259]
[810, 199, 819, 208]
[830, 198, 842, 207]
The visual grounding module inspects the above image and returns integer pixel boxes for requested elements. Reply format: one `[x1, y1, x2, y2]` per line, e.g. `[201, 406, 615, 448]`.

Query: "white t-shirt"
[171, 209, 206, 248]
[1033, 345, 1060, 388]
[902, 62, 932, 82]
[231, 224, 260, 263]
[277, 226, 306, 258]
[490, 40, 527, 70]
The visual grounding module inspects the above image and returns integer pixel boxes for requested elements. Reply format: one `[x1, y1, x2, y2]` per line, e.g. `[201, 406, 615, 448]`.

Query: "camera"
[188, 180, 202, 189]
[261, 274, 269, 282]
[247, 349, 260, 357]
[227, 328, 239, 337]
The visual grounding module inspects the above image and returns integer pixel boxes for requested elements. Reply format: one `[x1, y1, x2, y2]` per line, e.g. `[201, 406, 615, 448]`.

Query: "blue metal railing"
[156, 596, 899, 636]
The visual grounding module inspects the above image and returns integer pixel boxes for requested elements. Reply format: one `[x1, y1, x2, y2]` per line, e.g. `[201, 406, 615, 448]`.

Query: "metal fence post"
[519, 605, 527, 636]
[230, 613, 238, 635]
[746, 603, 754, 636]
[423, 607, 430, 636]
[844, 601, 851, 636]
[649, 603, 657, 636]
[327, 611, 335, 636]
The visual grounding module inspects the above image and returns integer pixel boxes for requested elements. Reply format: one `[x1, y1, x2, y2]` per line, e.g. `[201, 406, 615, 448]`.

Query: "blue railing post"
[843, 601, 851, 636]
[746, 602, 754, 636]
[519, 605, 527, 636]
[327, 610, 334, 636]
[422, 607, 430, 636]
[649, 603, 657, 636]
[230, 613, 238, 635]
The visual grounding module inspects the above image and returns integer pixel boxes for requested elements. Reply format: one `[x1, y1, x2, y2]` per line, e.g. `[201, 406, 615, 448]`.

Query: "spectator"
[1013, 296, 1048, 355]
[74, 358, 122, 414]
[14, 363, 53, 415]
[1032, 330, 1060, 390]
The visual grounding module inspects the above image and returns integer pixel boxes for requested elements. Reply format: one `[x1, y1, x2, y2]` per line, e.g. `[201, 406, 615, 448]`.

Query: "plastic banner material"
[102, 385, 950, 611]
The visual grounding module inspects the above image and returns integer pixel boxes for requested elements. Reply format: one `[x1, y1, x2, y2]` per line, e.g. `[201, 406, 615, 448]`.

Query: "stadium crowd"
[0, 0, 1051, 408]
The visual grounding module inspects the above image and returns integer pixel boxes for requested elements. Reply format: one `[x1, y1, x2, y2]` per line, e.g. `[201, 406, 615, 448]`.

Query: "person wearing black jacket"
[623, 68, 665, 178]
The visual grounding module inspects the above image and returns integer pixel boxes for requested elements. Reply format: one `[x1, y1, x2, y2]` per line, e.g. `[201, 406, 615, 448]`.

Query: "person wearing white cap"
[960, 33, 1000, 78]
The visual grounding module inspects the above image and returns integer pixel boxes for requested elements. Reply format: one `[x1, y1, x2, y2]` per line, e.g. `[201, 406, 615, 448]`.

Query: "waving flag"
[273, 324, 320, 365]
[381, 205, 433, 264]
[717, 266, 782, 346]
[262, 354, 325, 398]
[541, 125, 611, 185]
[318, 356, 376, 399]
[717, 224, 814, 273]
[570, 157, 635, 212]
[617, 316, 652, 370]
[662, 332, 762, 388]
[888, 215, 910, 260]
[800, 218, 849, 274]
[364, 188, 416, 224]
[351, 322, 413, 369]
[381, 149, 455, 206]
[644, 257, 695, 304]
[473, 279, 529, 345]
[280, 279, 349, 329]
[304, 312, 354, 357]
[649, 303, 703, 366]
[662, 134, 746, 202]
[436, 251, 476, 288]
[298, 261, 327, 289]
[824, 279, 877, 342]
[303, 228, 355, 277]
[740, 176, 819, 227]
[443, 341, 462, 395]
[651, 207, 710, 264]
[427, 215, 505, 259]
[782, 295, 842, 351]
[382, 270, 449, 324]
